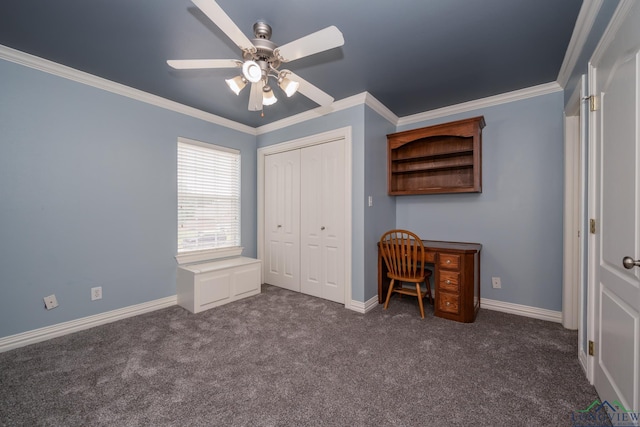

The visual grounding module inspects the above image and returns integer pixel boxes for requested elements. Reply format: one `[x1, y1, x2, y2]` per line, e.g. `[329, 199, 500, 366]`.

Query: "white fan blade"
[191, 0, 255, 52]
[248, 80, 265, 111]
[167, 59, 240, 69]
[276, 26, 344, 63]
[288, 72, 334, 106]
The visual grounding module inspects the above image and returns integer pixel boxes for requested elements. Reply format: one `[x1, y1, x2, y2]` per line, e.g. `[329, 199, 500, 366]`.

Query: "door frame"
[586, 62, 598, 385]
[257, 126, 353, 309]
[564, 75, 591, 375]
[563, 84, 581, 332]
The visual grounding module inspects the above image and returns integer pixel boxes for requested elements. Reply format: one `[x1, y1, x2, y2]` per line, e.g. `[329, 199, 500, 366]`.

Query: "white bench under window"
[177, 257, 261, 313]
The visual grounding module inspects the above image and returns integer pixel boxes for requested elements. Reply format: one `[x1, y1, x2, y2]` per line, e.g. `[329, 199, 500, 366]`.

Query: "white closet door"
[264, 150, 300, 291]
[300, 140, 345, 303]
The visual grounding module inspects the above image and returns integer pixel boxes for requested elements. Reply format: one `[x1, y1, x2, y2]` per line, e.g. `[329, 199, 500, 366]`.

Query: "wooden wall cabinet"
[387, 116, 485, 195]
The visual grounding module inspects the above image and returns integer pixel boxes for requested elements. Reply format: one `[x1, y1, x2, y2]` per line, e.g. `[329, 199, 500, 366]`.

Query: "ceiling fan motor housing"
[243, 22, 281, 70]
[253, 22, 272, 39]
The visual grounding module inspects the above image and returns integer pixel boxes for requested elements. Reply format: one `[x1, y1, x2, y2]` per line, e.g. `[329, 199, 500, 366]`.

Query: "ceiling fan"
[167, 0, 345, 112]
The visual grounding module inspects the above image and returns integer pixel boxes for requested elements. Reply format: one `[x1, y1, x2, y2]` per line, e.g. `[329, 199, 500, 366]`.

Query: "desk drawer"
[423, 252, 436, 263]
[439, 253, 460, 270]
[438, 292, 460, 314]
[439, 270, 460, 292]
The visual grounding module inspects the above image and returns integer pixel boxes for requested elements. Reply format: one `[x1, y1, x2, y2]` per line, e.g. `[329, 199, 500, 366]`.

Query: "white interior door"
[264, 150, 300, 292]
[591, 1, 640, 413]
[300, 140, 345, 303]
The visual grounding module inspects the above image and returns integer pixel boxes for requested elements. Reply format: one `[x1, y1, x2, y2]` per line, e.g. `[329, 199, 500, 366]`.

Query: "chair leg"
[416, 284, 425, 319]
[426, 279, 434, 305]
[383, 279, 395, 310]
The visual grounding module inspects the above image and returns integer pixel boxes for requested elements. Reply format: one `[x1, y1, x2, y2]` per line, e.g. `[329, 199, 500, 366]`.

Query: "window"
[177, 138, 241, 261]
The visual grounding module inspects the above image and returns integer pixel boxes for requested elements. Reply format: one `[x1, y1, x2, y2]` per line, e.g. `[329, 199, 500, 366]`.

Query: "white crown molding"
[397, 82, 563, 128]
[255, 91, 398, 135]
[259, 81, 563, 134]
[2, 43, 569, 138]
[590, 0, 637, 65]
[256, 92, 366, 134]
[0, 44, 256, 136]
[481, 298, 562, 323]
[0, 295, 177, 353]
[364, 92, 398, 125]
[557, 0, 604, 88]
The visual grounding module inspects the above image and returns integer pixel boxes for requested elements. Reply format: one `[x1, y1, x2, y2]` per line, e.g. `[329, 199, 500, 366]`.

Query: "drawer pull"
[445, 279, 451, 284]
[446, 301, 451, 306]
[446, 259, 451, 264]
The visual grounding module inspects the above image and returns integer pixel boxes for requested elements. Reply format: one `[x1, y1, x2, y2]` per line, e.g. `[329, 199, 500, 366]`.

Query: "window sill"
[175, 247, 244, 266]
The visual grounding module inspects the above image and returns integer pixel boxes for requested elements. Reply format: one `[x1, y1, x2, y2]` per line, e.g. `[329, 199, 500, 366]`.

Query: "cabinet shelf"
[392, 148, 474, 163]
[387, 116, 485, 195]
[392, 163, 474, 175]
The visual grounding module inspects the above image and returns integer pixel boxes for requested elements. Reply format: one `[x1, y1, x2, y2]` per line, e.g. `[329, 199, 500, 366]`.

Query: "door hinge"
[588, 340, 595, 356]
[590, 219, 596, 234]
[589, 95, 599, 112]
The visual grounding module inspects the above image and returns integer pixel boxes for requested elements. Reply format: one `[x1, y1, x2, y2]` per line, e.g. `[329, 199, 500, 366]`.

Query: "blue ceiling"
[0, 0, 582, 128]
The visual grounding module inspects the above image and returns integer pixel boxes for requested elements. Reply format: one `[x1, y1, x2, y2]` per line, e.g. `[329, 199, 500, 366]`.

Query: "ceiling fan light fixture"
[278, 76, 299, 97]
[225, 75, 247, 95]
[168, 2, 344, 114]
[262, 85, 278, 106]
[242, 60, 262, 83]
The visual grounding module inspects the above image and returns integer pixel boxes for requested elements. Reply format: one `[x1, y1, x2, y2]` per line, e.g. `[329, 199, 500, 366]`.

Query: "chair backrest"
[379, 229, 425, 280]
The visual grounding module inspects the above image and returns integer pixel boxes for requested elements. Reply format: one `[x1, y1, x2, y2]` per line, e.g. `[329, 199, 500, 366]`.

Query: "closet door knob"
[277, 225, 282, 228]
[623, 256, 640, 269]
[321, 226, 326, 230]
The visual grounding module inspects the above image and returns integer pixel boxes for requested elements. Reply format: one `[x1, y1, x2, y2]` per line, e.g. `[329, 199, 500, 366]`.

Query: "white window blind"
[177, 138, 241, 254]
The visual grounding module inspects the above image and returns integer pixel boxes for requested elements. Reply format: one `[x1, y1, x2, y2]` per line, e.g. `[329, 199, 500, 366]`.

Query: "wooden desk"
[378, 240, 482, 323]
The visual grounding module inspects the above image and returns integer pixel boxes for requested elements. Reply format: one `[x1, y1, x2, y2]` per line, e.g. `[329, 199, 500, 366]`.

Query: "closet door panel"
[264, 150, 300, 291]
[300, 144, 323, 298]
[320, 140, 345, 303]
[301, 141, 345, 303]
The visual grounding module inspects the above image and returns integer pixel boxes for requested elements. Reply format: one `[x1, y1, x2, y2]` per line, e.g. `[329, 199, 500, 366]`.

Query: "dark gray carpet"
[1, 284, 603, 426]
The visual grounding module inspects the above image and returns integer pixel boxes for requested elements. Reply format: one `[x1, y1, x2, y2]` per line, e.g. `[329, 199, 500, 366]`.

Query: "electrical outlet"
[44, 294, 59, 310]
[368, 196, 373, 207]
[91, 286, 102, 301]
[492, 277, 502, 289]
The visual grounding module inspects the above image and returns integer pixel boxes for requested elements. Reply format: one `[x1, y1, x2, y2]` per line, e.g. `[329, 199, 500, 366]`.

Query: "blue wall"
[0, 45, 573, 341]
[0, 59, 256, 338]
[363, 106, 396, 301]
[395, 91, 565, 311]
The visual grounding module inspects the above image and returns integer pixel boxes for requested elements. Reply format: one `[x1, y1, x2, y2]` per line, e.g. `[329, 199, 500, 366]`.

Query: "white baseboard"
[0, 295, 562, 352]
[349, 295, 379, 314]
[0, 295, 177, 353]
[481, 298, 562, 323]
